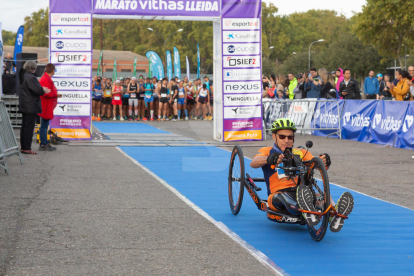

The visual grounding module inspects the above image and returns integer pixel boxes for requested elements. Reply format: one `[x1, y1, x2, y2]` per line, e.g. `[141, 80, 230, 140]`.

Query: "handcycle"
[228, 142, 349, 242]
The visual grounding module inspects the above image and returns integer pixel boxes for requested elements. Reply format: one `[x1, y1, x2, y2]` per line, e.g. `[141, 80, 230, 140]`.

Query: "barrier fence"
[262, 99, 341, 140]
[262, 99, 414, 150]
[0, 101, 24, 174]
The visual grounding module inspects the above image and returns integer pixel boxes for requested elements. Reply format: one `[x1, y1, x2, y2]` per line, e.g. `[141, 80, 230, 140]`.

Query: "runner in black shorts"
[157, 78, 170, 121]
[128, 77, 139, 121]
[137, 75, 145, 121]
[121, 79, 129, 120]
[102, 78, 112, 119]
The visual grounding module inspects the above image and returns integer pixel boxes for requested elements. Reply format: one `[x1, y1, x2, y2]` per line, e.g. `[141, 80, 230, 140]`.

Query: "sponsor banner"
[51, 39, 92, 51]
[224, 94, 261, 106]
[312, 100, 345, 138]
[52, 78, 91, 91]
[223, 43, 260, 55]
[223, 81, 261, 94]
[58, 91, 91, 103]
[223, 31, 260, 43]
[369, 101, 409, 146]
[223, 55, 260, 68]
[51, 52, 92, 64]
[51, 26, 92, 39]
[341, 100, 377, 142]
[223, 118, 262, 131]
[54, 65, 92, 77]
[222, 18, 260, 30]
[53, 116, 91, 128]
[50, 13, 91, 26]
[224, 130, 262, 141]
[54, 103, 91, 116]
[396, 102, 414, 150]
[224, 105, 261, 119]
[93, 0, 221, 17]
[51, 128, 91, 139]
[223, 68, 261, 81]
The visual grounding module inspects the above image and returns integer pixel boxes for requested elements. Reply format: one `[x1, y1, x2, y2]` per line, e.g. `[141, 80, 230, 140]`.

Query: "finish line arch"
[48, 0, 262, 142]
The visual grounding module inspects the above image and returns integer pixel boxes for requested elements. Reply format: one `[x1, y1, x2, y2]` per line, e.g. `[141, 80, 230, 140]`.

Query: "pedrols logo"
[372, 113, 402, 131]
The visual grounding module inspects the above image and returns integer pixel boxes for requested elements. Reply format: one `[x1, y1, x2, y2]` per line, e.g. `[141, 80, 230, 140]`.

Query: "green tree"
[1, 30, 16, 45]
[24, 8, 49, 47]
[353, 0, 414, 69]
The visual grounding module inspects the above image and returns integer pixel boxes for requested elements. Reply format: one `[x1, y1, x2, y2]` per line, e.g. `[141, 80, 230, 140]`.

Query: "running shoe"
[329, 192, 354, 233]
[165, 118, 169, 121]
[177, 117, 181, 121]
[143, 117, 148, 121]
[157, 118, 161, 122]
[113, 117, 117, 121]
[150, 118, 154, 121]
[172, 118, 177, 122]
[185, 117, 189, 121]
[169, 115, 173, 120]
[124, 116, 128, 120]
[120, 117, 124, 121]
[296, 185, 320, 226]
[92, 116, 96, 121]
[96, 117, 101, 121]
[162, 118, 165, 121]
[128, 117, 132, 121]
[208, 116, 212, 121]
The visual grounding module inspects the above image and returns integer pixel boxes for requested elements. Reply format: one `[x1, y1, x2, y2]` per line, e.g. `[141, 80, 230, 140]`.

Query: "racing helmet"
[271, 118, 297, 133]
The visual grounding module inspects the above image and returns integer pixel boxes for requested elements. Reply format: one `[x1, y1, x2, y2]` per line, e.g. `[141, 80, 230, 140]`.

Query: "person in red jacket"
[38, 63, 62, 151]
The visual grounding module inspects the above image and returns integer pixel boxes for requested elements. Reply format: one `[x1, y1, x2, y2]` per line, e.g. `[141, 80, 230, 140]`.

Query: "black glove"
[321, 153, 331, 167]
[267, 152, 281, 166]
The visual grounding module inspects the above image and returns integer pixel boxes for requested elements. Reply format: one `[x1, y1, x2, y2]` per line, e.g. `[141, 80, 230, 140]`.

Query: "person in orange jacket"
[38, 63, 62, 151]
[388, 69, 413, 101]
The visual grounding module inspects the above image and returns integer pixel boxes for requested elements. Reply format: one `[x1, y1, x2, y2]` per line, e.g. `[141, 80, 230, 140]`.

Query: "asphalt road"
[1, 121, 413, 275]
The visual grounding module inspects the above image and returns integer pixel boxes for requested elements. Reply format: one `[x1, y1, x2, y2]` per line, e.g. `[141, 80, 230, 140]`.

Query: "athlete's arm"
[127, 83, 131, 93]
[250, 153, 284, 168]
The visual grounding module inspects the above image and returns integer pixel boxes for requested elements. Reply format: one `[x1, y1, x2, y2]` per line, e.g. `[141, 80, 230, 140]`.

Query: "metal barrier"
[262, 99, 342, 140]
[0, 101, 24, 174]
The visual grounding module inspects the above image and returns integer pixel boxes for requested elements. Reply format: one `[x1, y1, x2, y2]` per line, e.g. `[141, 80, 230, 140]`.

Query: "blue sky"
[1, 0, 365, 32]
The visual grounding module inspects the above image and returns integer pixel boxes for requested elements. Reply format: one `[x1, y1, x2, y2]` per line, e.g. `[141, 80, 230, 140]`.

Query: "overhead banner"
[13, 25, 24, 72]
[145, 51, 164, 79]
[49, 0, 92, 140]
[173, 46, 181, 79]
[197, 43, 200, 79]
[222, 0, 262, 141]
[166, 50, 173, 80]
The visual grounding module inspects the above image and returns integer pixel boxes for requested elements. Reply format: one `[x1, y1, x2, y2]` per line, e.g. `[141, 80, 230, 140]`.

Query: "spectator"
[380, 74, 392, 100]
[389, 69, 413, 101]
[262, 75, 270, 92]
[287, 73, 297, 99]
[18, 60, 51, 154]
[277, 74, 286, 99]
[408, 66, 414, 97]
[265, 80, 277, 98]
[282, 78, 290, 99]
[338, 69, 360, 99]
[4, 53, 16, 73]
[335, 68, 344, 93]
[293, 74, 304, 99]
[270, 74, 277, 85]
[364, 70, 380, 99]
[304, 67, 321, 98]
[319, 69, 338, 99]
[38, 63, 62, 151]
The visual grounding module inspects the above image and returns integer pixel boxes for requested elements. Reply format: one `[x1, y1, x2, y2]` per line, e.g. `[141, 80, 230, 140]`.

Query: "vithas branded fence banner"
[173, 46, 181, 79]
[166, 50, 173, 80]
[312, 99, 345, 138]
[145, 51, 164, 79]
[341, 100, 377, 142]
[395, 101, 414, 150]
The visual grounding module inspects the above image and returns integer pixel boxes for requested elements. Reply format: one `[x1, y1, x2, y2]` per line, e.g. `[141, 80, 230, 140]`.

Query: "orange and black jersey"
[254, 146, 314, 195]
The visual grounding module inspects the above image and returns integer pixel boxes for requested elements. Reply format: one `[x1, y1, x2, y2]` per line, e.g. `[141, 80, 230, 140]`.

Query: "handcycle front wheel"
[228, 145, 245, 215]
[305, 157, 331, 242]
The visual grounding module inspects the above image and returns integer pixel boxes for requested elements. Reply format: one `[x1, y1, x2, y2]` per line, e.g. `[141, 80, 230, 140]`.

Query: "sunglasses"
[277, 134, 294, 140]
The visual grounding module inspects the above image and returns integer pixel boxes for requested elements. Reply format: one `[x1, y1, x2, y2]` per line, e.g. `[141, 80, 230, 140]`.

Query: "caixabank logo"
[222, 31, 260, 43]
[51, 26, 91, 38]
[52, 78, 91, 91]
[51, 13, 91, 26]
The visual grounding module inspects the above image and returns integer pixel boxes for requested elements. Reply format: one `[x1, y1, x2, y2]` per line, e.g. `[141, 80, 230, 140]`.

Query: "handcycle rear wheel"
[228, 145, 245, 215]
[305, 157, 331, 242]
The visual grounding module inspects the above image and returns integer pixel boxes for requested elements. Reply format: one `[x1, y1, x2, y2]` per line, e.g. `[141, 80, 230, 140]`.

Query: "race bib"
[200, 91, 207, 97]
[276, 163, 286, 179]
[131, 93, 136, 98]
[179, 91, 184, 96]
[105, 90, 111, 96]
[146, 94, 152, 99]
[114, 96, 120, 101]
[161, 93, 167, 98]
[95, 92, 102, 97]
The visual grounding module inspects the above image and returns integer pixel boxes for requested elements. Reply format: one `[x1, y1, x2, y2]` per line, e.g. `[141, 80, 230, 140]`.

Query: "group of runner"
[91, 75, 213, 122]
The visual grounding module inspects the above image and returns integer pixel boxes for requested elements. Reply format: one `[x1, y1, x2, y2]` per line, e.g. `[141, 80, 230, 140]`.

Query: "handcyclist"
[250, 119, 354, 232]
[177, 80, 189, 120]
[157, 77, 170, 121]
[143, 77, 155, 121]
[127, 77, 139, 121]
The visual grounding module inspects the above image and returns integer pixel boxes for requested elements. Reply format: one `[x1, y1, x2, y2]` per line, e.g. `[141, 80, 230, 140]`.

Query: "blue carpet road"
[96, 123, 414, 275]
[93, 122, 169, 134]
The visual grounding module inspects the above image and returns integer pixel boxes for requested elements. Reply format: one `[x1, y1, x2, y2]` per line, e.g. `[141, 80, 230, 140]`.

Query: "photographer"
[304, 68, 321, 98]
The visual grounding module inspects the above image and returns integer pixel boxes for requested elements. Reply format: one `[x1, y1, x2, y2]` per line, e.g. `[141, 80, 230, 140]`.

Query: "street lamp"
[309, 39, 324, 70]
[293, 52, 297, 55]
[148, 28, 183, 71]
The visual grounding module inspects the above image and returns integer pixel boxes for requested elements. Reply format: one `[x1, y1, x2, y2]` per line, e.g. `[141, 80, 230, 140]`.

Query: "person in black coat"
[18, 60, 51, 154]
[338, 69, 361, 99]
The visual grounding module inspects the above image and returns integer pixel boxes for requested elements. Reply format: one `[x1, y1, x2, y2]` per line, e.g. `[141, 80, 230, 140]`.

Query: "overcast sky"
[1, 0, 365, 32]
